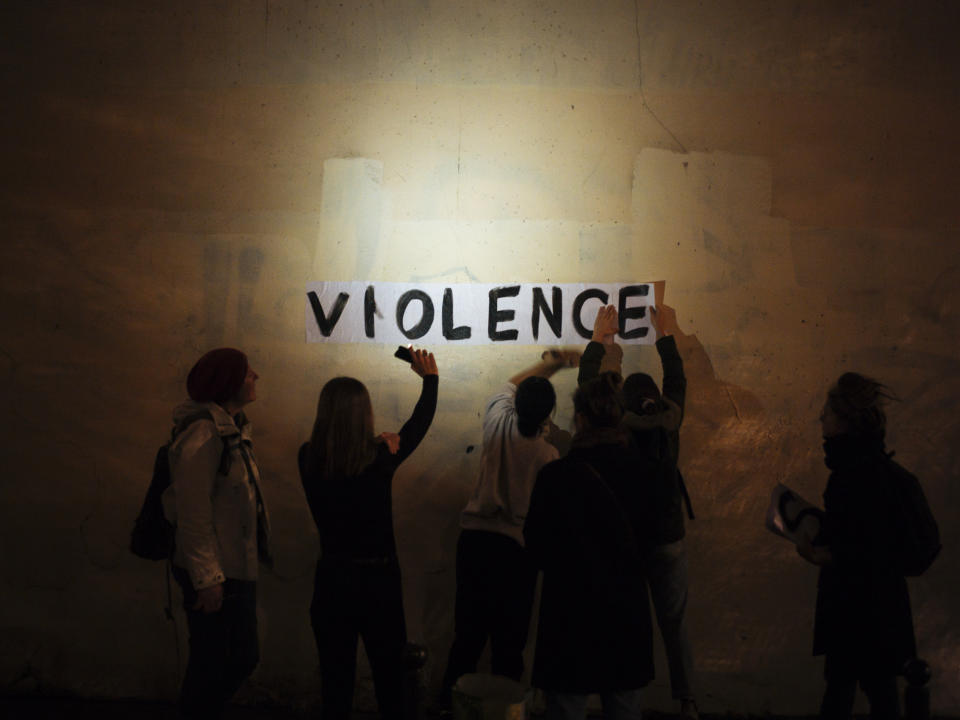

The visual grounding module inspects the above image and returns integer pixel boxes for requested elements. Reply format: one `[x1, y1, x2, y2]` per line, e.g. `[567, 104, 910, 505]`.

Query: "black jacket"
[578, 335, 688, 544]
[524, 430, 654, 693]
[813, 434, 916, 674]
[299, 375, 438, 561]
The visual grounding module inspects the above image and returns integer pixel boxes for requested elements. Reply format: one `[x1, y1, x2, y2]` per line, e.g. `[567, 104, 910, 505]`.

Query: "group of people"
[439, 303, 695, 720]
[160, 304, 919, 720]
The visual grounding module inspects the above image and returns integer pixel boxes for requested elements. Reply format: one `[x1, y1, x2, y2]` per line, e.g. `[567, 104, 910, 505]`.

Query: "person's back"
[524, 371, 654, 720]
[526, 439, 654, 695]
[441, 351, 578, 703]
[298, 350, 439, 720]
[458, 380, 561, 543]
[622, 411, 686, 547]
[578, 304, 699, 718]
[300, 441, 405, 560]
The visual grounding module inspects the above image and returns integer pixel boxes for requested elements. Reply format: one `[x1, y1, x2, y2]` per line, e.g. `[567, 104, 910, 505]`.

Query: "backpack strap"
[659, 429, 695, 521]
[171, 410, 215, 441]
[172, 410, 232, 476]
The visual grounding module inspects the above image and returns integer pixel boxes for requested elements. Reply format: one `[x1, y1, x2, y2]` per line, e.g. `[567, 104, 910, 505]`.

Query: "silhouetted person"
[299, 348, 438, 720]
[524, 372, 654, 720]
[440, 349, 580, 703]
[581, 305, 697, 719]
[798, 372, 915, 719]
[162, 348, 272, 719]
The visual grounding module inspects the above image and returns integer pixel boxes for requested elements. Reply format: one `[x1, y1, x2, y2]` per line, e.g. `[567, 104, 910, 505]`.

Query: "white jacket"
[162, 401, 271, 590]
[459, 383, 559, 546]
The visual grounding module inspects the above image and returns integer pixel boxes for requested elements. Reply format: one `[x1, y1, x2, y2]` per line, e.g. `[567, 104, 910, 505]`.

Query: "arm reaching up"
[509, 349, 580, 387]
[578, 305, 618, 386]
[394, 348, 439, 463]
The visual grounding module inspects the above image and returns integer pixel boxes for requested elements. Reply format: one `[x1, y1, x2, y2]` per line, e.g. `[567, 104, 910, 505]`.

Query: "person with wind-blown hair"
[798, 372, 918, 719]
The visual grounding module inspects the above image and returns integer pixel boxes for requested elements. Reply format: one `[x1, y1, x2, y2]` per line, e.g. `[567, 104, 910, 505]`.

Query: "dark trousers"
[311, 557, 407, 720]
[441, 529, 538, 696]
[172, 566, 259, 720]
[821, 655, 900, 720]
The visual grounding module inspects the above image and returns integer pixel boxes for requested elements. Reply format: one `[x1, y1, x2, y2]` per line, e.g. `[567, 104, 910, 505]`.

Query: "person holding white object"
[799, 372, 919, 719]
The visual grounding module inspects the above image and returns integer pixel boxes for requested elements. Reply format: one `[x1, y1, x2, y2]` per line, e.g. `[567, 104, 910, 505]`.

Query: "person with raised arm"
[580, 304, 698, 720]
[299, 348, 439, 720]
[439, 348, 580, 705]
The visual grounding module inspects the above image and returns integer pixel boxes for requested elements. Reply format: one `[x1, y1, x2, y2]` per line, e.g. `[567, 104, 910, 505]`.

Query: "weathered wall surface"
[1, 0, 958, 714]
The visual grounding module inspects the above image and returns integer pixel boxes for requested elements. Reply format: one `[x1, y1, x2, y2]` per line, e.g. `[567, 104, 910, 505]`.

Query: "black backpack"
[632, 424, 695, 521]
[130, 411, 229, 561]
[885, 454, 941, 576]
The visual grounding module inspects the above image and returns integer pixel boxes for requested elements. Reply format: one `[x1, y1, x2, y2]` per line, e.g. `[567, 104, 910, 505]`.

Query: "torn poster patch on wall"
[305, 281, 658, 345]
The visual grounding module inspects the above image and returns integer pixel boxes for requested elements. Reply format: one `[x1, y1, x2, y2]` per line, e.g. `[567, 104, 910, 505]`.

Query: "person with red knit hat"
[162, 347, 272, 719]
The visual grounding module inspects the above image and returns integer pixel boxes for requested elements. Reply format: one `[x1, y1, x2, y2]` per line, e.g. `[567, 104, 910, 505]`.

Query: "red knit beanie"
[187, 348, 249, 404]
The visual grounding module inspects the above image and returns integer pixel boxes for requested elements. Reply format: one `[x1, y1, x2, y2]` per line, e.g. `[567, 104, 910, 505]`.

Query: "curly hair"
[573, 371, 624, 429]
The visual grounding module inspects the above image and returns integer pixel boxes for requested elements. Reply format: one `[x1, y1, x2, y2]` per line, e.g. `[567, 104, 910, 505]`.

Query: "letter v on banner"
[305, 281, 664, 345]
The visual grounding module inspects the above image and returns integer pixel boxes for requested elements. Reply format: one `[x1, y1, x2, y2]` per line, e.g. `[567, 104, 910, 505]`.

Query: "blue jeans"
[645, 540, 694, 700]
[545, 690, 643, 720]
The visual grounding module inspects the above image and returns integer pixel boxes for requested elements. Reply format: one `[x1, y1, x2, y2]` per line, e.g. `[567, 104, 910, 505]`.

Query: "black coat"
[813, 435, 916, 675]
[578, 335, 688, 543]
[523, 431, 654, 693]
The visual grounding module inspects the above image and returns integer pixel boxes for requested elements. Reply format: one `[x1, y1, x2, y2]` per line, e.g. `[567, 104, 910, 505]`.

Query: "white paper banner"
[305, 281, 658, 345]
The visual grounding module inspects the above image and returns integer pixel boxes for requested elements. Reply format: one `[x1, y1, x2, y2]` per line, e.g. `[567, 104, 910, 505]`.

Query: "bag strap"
[658, 428, 695, 521]
[170, 410, 214, 441]
[171, 410, 233, 476]
[580, 461, 641, 559]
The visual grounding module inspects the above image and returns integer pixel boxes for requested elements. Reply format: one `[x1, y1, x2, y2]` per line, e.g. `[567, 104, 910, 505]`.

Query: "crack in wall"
[634, 0, 688, 154]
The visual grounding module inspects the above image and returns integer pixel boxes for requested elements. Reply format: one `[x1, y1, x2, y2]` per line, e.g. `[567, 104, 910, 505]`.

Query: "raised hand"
[410, 348, 438, 377]
[591, 305, 619, 345]
[540, 348, 581, 368]
[649, 304, 674, 339]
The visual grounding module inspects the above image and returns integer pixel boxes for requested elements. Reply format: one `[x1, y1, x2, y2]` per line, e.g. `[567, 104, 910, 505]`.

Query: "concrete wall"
[1, 0, 958, 714]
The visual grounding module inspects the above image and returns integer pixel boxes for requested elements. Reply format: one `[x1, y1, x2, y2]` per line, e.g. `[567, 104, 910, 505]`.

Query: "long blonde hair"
[309, 377, 377, 478]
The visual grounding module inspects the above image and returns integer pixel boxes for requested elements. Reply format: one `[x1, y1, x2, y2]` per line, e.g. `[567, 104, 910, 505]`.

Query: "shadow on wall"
[672, 323, 768, 487]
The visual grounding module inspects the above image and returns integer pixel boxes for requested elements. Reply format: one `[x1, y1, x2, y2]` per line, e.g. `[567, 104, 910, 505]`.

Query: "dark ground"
[1, 697, 948, 720]
[0, 697, 819, 720]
